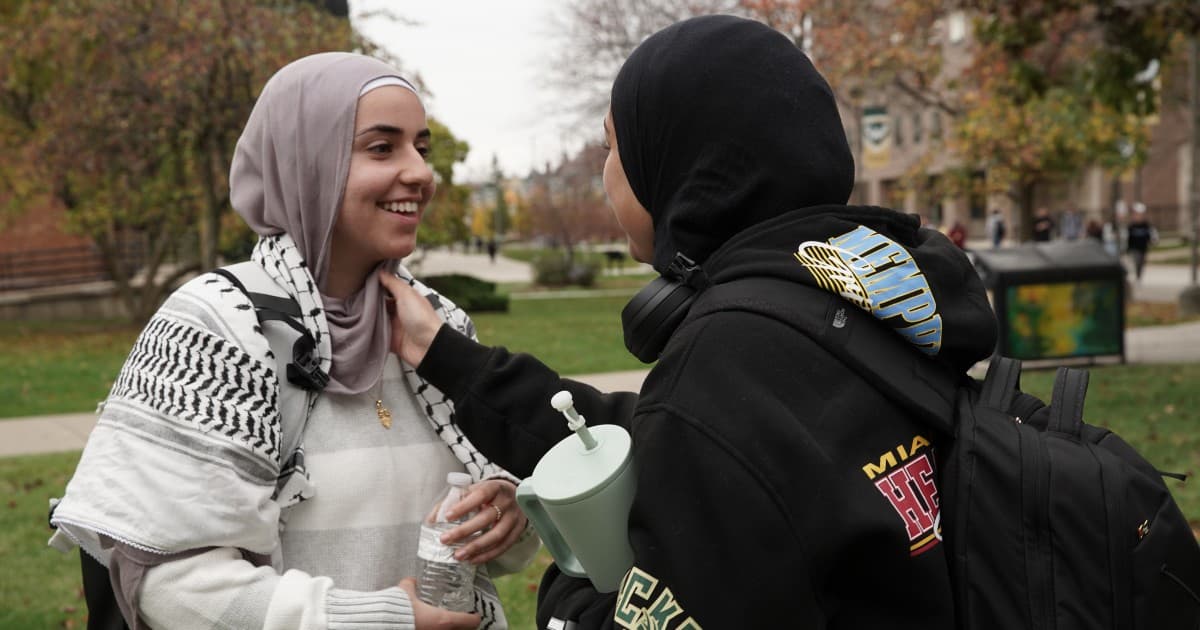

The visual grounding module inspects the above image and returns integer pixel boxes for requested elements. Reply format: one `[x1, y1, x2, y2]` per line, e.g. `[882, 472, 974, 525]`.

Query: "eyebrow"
[355, 124, 432, 139]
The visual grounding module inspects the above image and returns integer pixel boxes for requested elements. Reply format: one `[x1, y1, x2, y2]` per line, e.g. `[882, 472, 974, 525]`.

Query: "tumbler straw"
[551, 390, 598, 450]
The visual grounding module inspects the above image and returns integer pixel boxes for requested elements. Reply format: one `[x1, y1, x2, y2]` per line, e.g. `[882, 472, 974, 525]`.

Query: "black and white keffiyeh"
[52, 234, 512, 565]
[254, 233, 509, 483]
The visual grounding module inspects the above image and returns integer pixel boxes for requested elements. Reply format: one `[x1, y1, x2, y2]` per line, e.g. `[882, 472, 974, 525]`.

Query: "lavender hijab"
[230, 52, 418, 395]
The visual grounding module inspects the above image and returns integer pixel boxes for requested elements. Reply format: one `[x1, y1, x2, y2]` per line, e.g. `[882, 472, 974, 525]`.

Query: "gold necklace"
[373, 378, 392, 429]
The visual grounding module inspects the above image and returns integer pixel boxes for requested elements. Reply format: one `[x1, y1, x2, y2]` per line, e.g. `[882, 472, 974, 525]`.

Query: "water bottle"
[416, 472, 477, 612]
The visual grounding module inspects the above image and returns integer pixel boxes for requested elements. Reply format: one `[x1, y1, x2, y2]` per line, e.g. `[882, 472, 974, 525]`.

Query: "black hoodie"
[415, 15, 997, 629]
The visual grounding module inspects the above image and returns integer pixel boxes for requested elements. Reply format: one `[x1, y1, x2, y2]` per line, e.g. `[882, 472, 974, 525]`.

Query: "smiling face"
[327, 85, 434, 297]
[602, 109, 654, 263]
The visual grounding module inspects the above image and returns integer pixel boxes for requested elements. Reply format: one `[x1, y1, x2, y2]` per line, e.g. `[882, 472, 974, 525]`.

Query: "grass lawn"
[0, 295, 648, 420]
[0, 320, 141, 419]
[1, 291, 1191, 420]
[1, 451, 91, 629]
[1125, 300, 1200, 327]
[470, 295, 647, 376]
[1153, 254, 1200, 265]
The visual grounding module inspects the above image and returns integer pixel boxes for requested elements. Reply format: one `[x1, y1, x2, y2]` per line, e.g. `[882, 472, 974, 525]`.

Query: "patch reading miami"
[794, 225, 943, 355]
[615, 567, 702, 629]
[863, 434, 942, 556]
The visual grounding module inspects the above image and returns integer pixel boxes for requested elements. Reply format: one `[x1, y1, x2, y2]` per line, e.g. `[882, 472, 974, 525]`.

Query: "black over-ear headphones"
[621, 253, 710, 363]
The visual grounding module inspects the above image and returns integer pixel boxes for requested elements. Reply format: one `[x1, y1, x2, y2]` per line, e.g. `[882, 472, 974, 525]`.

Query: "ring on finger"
[492, 504, 503, 525]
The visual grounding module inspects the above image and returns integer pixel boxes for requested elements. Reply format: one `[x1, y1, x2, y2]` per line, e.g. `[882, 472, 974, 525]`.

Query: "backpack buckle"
[287, 334, 329, 392]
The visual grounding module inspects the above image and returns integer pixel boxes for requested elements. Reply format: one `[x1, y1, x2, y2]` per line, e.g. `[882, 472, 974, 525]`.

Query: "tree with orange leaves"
[740, 0, 1198, 239]
[0, 1, 464, 320]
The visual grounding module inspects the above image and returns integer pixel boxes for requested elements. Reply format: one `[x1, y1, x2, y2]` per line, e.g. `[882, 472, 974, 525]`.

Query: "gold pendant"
[376, 400, 392, 429]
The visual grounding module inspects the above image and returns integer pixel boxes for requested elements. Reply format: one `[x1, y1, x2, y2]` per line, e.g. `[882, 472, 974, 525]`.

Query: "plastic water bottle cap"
[446, 472, 472, 487]
[551, 391, 574, 412]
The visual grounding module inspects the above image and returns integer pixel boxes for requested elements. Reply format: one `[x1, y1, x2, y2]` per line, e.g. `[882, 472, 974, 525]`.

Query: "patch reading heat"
[863, 435, 942, 556]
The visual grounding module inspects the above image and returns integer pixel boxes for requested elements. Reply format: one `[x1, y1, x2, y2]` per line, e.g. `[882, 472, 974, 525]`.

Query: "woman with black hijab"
[382, 15, 996, 628]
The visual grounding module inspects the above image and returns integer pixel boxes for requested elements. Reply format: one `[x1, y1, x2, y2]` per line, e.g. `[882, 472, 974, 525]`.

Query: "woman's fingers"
[433, 479, 528, 564]
[453, 507, 525, 564]
[443, 485, 494, 521]
[459, 512, 527, 565]
[377, 270, 441, 366]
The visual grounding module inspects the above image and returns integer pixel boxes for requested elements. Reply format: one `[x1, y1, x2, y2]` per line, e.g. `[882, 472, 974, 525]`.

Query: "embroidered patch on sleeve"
[862, 434, 942, 556]
[614, 567, 702, 629]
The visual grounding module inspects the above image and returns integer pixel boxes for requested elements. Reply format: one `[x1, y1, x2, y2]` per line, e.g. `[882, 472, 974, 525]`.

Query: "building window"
[912, 112, 923, 144]
[931, 111, 943, 139]
[894, 115, 904, 146]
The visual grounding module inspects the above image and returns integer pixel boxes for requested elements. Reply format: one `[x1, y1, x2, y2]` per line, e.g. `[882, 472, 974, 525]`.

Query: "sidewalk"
[408, 247, 654, 285]
[410, 248, 535, 284]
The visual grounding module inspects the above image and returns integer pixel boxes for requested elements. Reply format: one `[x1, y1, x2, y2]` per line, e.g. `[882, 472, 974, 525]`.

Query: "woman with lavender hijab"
[50, 52, 536, 630]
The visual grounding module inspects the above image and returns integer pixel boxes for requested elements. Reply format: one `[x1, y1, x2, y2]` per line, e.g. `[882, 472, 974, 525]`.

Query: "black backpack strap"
[211, 267, 303, 322]
[1048, 367, 1089, 436]
[210, 267, 328, 392]
[685, 277, 962, 436]
[980, 356, 1022, 411]
[80, 550, 129, 630]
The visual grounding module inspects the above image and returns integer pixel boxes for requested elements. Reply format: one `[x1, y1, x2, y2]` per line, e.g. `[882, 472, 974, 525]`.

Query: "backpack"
[690, 276, 1200, 630]
[66, 261, 326, 630]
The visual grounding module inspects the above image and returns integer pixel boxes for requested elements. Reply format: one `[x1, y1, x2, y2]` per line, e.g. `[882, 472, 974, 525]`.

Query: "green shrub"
[568, 261, 599, 287]
[533, 250, 570, 286]
[533, 250, 600, 288]
[421, 274, 509, 312]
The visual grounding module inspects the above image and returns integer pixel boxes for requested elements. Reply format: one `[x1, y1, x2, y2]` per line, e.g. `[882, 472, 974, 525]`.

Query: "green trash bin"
[972, 240, 1126, 364]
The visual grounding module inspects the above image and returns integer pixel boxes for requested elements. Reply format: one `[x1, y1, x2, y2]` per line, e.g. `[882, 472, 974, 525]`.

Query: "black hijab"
[610, 15, 855, 274]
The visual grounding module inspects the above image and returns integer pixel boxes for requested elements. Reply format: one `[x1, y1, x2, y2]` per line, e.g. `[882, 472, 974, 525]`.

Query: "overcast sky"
[350, 0, 590, 183]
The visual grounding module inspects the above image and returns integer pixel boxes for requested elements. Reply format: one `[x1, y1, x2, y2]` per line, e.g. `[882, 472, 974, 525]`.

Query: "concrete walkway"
[408, 247, 654, 285]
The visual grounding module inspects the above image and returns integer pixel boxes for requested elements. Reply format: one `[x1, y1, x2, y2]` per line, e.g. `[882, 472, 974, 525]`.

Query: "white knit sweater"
[137, 355, 535, 629]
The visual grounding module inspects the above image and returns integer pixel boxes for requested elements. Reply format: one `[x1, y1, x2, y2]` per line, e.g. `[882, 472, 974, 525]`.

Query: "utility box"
[972, 240, 1126, 364]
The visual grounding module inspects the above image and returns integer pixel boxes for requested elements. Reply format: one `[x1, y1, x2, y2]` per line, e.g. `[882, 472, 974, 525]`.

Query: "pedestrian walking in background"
[948, 220, 968, 249]
[1126, 202, 1158, 281]
[986, 209, 1006, 248]
[1060, 206, 1083, 241]
[1032, 207, 1055, 242]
